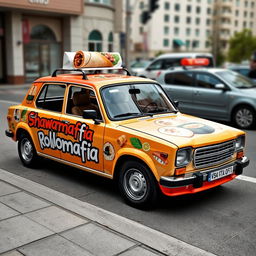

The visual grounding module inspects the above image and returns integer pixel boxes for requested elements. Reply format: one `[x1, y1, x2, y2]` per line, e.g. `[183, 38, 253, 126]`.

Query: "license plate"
[208, 166, 234, 182]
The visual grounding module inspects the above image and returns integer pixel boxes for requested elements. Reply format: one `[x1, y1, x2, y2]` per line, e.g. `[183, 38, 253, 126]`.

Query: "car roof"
[162, 67, 228, 74]
[156, 52, 213, 59]
[34, 73, 154, 89]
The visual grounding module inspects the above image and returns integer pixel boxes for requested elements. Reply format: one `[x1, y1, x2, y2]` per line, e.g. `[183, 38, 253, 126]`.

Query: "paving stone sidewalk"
[0, 180, 163, 256]
[0, 169, 215, 256]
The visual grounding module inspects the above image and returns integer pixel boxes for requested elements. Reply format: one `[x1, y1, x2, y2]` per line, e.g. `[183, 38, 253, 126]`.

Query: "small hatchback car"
[157, 65, 256, 129]
[6, 52, 249, 208]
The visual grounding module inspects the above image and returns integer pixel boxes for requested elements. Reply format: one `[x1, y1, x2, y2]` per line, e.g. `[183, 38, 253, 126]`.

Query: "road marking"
[0, 99, 20, 105]
[236, 175, 256, 184]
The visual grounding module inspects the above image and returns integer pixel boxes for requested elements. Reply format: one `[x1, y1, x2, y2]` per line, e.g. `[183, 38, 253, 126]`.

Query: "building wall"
[131, 0, 256, 59]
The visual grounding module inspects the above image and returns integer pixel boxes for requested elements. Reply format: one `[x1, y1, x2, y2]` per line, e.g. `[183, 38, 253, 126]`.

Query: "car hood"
[120, 113, 242, 148]
[239, 88, 256, 96]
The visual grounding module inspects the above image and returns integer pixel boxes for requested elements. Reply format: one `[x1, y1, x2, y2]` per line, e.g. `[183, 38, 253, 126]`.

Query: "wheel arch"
[113, 152, 159, 183]
[231, 102, 256, 119]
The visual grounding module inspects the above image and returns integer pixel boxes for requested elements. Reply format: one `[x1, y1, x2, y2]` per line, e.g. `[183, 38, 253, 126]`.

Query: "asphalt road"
[1, 85, 256, 256]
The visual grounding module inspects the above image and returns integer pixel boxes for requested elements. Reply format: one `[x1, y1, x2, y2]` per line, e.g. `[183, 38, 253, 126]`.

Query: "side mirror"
[215, 83, 226, 90]
[82, 110, 101, 124]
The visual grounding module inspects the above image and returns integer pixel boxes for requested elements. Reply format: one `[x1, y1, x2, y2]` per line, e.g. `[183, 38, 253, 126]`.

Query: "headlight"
[235, 136, 245, 151]
[176, 148, 192, 167]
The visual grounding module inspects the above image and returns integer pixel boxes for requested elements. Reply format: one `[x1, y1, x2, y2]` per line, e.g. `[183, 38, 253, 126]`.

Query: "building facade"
[131, 0, 256, 59]
[0, 0, 123, 84]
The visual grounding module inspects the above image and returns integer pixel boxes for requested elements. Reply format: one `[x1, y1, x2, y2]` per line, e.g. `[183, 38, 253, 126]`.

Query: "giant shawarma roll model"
[73, 51, 121, 68]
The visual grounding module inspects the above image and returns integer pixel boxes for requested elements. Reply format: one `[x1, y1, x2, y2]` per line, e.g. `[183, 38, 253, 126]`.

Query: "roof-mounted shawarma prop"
[63, 51, 122, 69]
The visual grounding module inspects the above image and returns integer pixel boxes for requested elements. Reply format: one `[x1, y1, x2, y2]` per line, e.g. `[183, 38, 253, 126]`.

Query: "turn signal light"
[237, 151, 244, 159]
[175, 167, 186, 176]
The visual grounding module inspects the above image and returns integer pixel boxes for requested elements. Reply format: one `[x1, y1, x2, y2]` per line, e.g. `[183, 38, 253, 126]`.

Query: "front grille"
[194, 140, 235, 169]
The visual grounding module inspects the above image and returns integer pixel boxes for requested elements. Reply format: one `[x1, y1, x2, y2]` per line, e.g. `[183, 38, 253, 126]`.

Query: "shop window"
[108, 32, 113, 52]
[31, 25, 56, 41]
[88, 30, 103, 51]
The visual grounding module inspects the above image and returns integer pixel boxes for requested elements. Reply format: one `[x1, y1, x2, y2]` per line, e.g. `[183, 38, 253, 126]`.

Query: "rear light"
[181, 58, 210, 66]
[7, 116, 11, 123]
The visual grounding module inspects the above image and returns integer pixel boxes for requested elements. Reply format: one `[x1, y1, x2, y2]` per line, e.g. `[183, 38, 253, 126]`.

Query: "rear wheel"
[18, 133, 38, 167]
[232, 105, 256, 129]
[118, 160, 158, 209]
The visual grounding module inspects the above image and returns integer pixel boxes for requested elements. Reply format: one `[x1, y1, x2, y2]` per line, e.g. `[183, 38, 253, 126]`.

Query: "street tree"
[228, 29, 256, 63]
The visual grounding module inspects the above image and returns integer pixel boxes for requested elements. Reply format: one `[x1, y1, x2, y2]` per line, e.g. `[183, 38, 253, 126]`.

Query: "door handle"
[62, 120, 70, 124]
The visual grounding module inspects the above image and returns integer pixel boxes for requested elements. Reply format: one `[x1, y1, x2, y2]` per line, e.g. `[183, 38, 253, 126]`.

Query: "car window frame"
[164, 71, 195, 87]
[64, 83, 105, 122]
[146, 59, 164, 71]
[35, 83, 67, 113]
[194, 71, 229, 90]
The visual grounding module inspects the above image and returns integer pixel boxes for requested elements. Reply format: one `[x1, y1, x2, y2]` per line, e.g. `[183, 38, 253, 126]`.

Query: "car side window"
[147, 60, 163, 70]
[163, 58, 181, 69]
[195, 73, 222, 89]
[165, 72, 193, 86]
[66, 85, 102, 120]
[36, 84, 66, 112]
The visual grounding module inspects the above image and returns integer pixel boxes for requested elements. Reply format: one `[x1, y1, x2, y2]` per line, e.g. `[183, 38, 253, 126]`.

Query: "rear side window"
[36, 84, 66, 112]
[165, 72, 193, 86]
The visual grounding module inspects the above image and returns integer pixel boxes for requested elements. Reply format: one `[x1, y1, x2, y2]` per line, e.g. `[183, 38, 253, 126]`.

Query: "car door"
[29, 83, 66, 159]
[161, 71, 194, 114]
[59, 84, 105, 173]
[192, 72, 229, 119]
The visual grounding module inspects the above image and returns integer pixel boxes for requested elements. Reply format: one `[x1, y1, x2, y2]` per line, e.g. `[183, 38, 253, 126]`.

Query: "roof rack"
[51, 67, 131, 80]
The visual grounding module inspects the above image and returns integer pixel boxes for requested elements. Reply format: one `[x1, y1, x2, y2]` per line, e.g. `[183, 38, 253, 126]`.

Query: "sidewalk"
[0, 168, 215, 256]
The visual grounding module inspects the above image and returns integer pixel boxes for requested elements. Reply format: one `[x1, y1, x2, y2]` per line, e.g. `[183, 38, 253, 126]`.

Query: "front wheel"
[118, 160, 158, 209]
[18, 133, 38, 167]
[232, 105, 256, 129]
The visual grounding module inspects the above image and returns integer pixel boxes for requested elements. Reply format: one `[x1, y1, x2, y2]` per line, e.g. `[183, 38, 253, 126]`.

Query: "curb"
[0, 168, 216, 256]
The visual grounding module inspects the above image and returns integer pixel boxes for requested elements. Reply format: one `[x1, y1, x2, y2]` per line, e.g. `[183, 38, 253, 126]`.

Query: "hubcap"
[123, 168, 147, 201]
[21, 138, 33, 162]
[236, 108, 253, 128]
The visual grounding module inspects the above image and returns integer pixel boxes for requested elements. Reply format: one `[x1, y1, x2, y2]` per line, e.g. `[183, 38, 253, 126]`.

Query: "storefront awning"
[173, 39, 185, 46]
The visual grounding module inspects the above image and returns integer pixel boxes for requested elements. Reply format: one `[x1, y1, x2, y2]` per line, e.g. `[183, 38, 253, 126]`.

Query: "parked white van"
[136, 52, 215, 80]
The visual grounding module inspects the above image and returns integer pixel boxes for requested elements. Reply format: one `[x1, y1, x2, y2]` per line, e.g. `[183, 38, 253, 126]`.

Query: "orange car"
[5, 52, 249, 208]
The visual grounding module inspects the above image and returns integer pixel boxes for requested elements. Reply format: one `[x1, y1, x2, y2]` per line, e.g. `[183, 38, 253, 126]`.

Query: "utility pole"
[125, 0, 131, 68]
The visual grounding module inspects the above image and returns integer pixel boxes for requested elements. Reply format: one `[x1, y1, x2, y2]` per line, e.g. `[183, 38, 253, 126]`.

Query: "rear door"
[192, 72, 229, 119]
[161, 71, 194, 114]
[29, 83, 66, 159]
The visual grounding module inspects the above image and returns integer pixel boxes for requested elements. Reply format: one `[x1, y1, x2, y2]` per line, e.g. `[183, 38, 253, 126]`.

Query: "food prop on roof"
[72, 51, 122, 69]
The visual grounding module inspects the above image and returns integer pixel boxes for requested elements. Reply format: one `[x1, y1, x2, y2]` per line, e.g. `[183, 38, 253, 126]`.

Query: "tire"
[18, 133, 38, 167]
[232, 105, 256, 129]
[118, 160, 158, 209]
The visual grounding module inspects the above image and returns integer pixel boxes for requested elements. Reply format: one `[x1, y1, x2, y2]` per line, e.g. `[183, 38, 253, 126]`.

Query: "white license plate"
[208, 166, 234, 182]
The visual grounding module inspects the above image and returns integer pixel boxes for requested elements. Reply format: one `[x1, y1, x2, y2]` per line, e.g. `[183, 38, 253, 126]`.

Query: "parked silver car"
[157, 68, 256, 129]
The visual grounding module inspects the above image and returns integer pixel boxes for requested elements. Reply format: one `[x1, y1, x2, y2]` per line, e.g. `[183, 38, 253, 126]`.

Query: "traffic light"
[149, 0, 159, 13]
[141, 11, 151, 24]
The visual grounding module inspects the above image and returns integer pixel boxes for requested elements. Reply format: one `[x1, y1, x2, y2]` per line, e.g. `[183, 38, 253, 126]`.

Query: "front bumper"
[159, 156, 249, 196]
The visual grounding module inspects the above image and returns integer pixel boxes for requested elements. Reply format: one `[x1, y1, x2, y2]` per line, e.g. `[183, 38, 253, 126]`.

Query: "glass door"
[25, 42, 61, 82]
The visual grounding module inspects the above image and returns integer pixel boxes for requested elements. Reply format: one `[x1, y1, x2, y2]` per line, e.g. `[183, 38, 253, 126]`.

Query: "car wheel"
[232, 105, 256, 129]
[118, 160, 158, 209]
[18, 133, 38, 167]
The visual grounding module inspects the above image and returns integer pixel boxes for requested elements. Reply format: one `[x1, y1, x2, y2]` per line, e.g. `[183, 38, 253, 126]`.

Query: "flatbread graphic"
[73, 51, 120, 68]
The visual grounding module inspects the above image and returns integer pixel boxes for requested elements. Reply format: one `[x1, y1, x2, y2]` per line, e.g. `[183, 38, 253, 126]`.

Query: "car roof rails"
[52, 67, 131, 80]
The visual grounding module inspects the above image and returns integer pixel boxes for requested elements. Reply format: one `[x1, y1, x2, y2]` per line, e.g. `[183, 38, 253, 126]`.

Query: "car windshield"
[216, 70, 256, 89]
[101, 83, 177, 120]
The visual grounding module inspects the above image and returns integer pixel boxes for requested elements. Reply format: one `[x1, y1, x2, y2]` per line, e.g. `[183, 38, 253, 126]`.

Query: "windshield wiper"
[114, 112, 141, 118]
